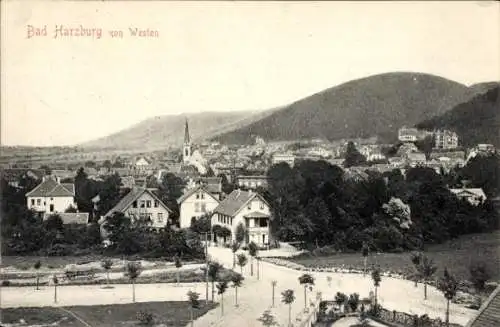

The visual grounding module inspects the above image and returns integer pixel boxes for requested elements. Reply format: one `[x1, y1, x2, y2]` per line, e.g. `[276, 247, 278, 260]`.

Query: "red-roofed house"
[211, 189, 272, 246]
[26, 176, 76, 214]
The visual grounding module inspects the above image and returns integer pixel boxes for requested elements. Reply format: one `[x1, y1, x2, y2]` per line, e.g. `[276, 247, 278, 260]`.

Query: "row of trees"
[263, 155, 499, 251]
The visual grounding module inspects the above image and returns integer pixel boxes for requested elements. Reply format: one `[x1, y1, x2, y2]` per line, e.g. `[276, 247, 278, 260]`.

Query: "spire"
[184, 118, 190, 144]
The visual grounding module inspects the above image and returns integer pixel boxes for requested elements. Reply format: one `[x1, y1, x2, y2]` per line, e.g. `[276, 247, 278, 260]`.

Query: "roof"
[44, 213, 89, 225]
[214, 189, 265, 217]
[406, 152, 426, 161]
[450, 188, 487, 199]
[177, 185, 220, 204]
[26, 178, 75, 197]
[104, 187, 172, 217]
[244, 211, 269, 218]
[465, 285, 500, 327]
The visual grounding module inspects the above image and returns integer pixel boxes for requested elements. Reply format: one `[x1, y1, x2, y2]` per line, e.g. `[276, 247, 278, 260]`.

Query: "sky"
[2, 1, 499, 147]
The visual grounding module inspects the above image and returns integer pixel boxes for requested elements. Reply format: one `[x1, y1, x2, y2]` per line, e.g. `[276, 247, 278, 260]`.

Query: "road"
[192, 246, 476, 327]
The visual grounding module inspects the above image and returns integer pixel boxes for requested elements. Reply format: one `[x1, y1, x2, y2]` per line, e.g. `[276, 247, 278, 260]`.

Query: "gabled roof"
[104, 187, 172, 217]
[26, 178, 74, 197]
[213, 189, 267, 217]
[465, 285, 500, 327]
[177, 185, 220, 204]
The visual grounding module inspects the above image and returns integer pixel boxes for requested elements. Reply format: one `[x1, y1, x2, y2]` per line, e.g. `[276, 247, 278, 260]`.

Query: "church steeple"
[183, 118, 192, 163]
[184, 119, 191, 145]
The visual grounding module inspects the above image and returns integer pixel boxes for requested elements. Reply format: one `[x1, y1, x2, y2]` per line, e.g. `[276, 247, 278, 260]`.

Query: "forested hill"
[416, 85, 500, 147]
[211, 72, 479, 144]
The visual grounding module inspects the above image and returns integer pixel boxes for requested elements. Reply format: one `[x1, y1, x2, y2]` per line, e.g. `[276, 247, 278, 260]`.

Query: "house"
[464, 285, 500, 327]
[397, 127, 420, 142]
[237, 175, 269, 190]
[51, 169, 76, 180]
[26, 176, 76, 214]
[449, 187, 487, 206]
[434, 129, 459, 149]
[405, 152, 427, 167]
[211, 189, 272, 246]
[272, 152, 295, 167]
[177, 185, 220, 228]
[135, 157, 151, 170]
[100, 187, 173, 231]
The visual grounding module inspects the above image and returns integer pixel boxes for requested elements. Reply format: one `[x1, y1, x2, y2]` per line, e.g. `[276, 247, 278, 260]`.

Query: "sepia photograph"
[1, 1, 499, 327]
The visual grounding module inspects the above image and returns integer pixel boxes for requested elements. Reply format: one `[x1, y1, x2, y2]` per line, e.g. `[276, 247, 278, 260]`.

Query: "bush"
[469, 261, 491, 291]
[2, 280, 11, 286]
[45, 243, 73, 256]
[136, 311, 154, 325]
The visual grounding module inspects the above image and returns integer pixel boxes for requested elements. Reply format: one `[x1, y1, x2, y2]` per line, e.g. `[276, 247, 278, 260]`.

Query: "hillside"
[211, 72, 479, 144]
[80, 110, 275, 150]
[416, 86, 500, 147]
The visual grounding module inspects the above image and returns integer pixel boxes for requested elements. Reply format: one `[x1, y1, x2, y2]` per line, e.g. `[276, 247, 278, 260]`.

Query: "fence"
[375, 308, 463, 327]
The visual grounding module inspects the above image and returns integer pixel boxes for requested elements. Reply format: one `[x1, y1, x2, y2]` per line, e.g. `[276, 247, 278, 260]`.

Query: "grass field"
[287, 231, 500, 282]
[1, 255, 111, 269]
[1, 301, 218, 327]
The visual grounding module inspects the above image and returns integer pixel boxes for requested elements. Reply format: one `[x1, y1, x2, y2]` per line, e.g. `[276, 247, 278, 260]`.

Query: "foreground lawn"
[287, 231, 500, 282]
[1, 301, 218, 327]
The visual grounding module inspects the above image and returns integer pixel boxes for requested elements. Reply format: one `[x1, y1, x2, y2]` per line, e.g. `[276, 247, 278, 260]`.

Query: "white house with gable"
[211, 189, 272, 246]
[177, 185, 220, 228]
[26, 176, 76, 214]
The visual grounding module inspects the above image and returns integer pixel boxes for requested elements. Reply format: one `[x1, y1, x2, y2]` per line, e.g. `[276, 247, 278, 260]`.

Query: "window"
[247, 203, 251, 210]
[259, 219, 268, 227]
[201, 203, 206, 212]
[154, 200, 159, 208]
[194, 203, 200, 212]
[201, 193, 205, 199]
[146, 200, 151, 208]
[157, 213, 163, 223]
[36, 199, 41, 205]
[132, 201, 138, 208]
[140, 200, 145, 208]
[31, 199, 35, 206]
[196, 193, 200, 199]
[260, 202, 264, 210]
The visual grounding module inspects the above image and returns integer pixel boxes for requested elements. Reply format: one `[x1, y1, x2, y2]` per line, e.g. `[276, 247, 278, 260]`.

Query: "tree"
[231, 241, 240, 268]
[438, 268, 458, 327]
[231, 273, 244, 306]
[417, 255, 437, 300]
[216, 280, 228, 316]
[175, 255, 183, 286]
[410, 252, 422, 287]
[361, 242, 369, 276]
[348, 293, 360, 312]
[125, 262, 142, 302]
[334, 292, 348, 311]
[235, 223, 246, 244]
[281, 289, 296, 327]
[34, 260, 41, 290]
[469, 261, 491, 292]
[236, 253, 248, 274]
[190, 213, 211, 234]
[102, 160, 112, 170]
[257, 310, 278, 327]
[343, 142, 367, 168]
[271, 280, 277, 307]
[101, 259, 113, 287]
[415, 135, 435, 160]
[208, 261, 223, 302]
[371, 268, 381, 307]
[298, 273, 315, 310]
[248, 241, 258, 277]
[187, 290, 200, 327]
[52, 274, 59, 303]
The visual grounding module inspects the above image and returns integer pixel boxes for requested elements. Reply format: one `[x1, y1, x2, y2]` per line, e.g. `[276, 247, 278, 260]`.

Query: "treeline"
[261, 154, 499, 252]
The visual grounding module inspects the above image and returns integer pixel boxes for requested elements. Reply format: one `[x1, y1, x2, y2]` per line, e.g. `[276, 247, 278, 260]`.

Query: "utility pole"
[204, 232, 209, 304]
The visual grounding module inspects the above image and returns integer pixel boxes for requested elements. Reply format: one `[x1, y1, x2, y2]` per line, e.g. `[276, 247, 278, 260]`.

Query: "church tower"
[182, 119, 192, 163]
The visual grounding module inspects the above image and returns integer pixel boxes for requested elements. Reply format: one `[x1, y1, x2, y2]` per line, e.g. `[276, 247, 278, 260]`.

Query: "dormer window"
[132, 201, 138, 208]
